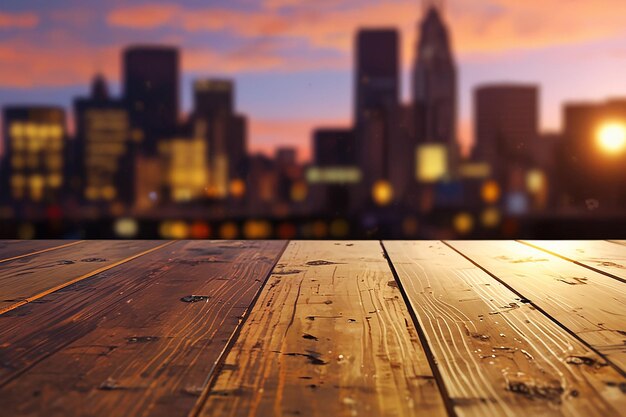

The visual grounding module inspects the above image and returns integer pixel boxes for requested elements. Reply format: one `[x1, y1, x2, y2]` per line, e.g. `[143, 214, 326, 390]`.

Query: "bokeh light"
[453, 212, 474, 235]
[114, 218, 138, 238]
[372, 180, 393, 206]
[481, 180, 500, 204]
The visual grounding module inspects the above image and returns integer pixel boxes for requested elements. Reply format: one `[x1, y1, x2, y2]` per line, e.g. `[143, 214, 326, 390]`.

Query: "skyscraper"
[354, 29, 399, 206]
[561, 99, 626, 209]
[354, 29, 399, 126]
[74, 75, 134, 206]
[123, 46, 179, 155]
[192, 79, 247, 198]
[413, 2, 457, 149]
[1, 106, 66, 204]
[474, 84, 539, 178]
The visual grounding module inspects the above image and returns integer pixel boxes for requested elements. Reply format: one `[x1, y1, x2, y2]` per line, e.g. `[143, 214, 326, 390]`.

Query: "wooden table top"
[0, 240, 625, 417]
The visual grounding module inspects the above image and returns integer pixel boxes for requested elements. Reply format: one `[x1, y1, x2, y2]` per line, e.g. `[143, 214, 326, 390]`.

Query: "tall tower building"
[355, 29, 399, 126]
[74, 75, 134, 206]
[192, 79, 247, 198]
[1, 106, 66, 204]
[354, 29, 399, 205]
[474, 84, 538, 171]
[123, 46, 179, 155]
[413, 2, 457, 150]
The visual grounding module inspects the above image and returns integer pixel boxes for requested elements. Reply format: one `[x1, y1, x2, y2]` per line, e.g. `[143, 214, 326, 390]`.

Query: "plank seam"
[380, 240, 458, 417]
[0, 240, 84, 265]
[187, 240, 290, 417]
[518, 240, 626, 285]
[0, 241, 175, 316]
[442, 240, 626, 379]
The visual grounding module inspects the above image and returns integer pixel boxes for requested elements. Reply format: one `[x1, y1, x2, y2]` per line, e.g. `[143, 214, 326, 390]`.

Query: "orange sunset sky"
[1, 0, 626, 160]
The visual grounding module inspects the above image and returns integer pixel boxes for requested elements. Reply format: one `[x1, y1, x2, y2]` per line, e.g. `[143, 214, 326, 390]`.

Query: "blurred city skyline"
[2, 0, 626, 160]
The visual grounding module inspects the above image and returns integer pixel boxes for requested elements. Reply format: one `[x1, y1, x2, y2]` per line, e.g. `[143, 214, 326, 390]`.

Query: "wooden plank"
[384, 240, 626, 417]
[0, 240, 83, 263]
[521, 240, 626, 283]
[0, 240, 167, 314]
[197, 241, 447, 417]
[0, 240, 286, 417]
[447, 240, 626, 373]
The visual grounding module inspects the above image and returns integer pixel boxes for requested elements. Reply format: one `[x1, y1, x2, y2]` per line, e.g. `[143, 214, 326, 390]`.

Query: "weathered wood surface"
[384, 241, 626, 417]
[197, 241, 447, 417]
[522, 240, 626, 282]
[0, 240, 82, 263]
[447, 240, 626, 373]
[0, 240, 168, 314]
[0, 240, 285, 417]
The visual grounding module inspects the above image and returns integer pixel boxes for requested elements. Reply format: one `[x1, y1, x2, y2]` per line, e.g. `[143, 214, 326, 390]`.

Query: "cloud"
[0, 11, 39, 29]
[106, 1, 626, 60]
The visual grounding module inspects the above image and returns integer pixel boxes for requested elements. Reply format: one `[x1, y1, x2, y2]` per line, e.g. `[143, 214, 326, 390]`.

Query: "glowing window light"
[47, 174, 63, 188]
[10, 122, 24, 137]
[416, 144, 448, 182]
[114, 218, 138, 238]
[526, 169, 545, 194]
[481, 180, 501, 204]
[190, 222, 211, 239]
[244, 220, 272, 239]
[229, 179, 246, 199]
[372, 180, 393, 206]
[597, 122, 626, 155]
[169, 221, 189, 239]
[101, 185, 117, 200]
[306, 167, 361, 184]
[481, 207, 501, 228]
[220, 222, 239, 239]
[458, 162, 491, 179]
[453, 212, 474, 235]
[290, 181, 308, 202]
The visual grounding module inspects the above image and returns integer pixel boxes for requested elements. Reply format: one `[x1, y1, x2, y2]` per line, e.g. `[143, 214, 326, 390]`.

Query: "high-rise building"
[192, 79, 247, 198]
[413, 2, 457, 150]
[123, 46, 179, 155]
[354, 29, 399, 207]
[1, 106, 66, 204]
[561, 99, 626, 209]
[309, 128, 360, 214]
[354, 29, 399, 126]
[160, 137, 208, 203]
[473, 84, 539, 184]
[314, 128, 357, 167]
[74, 75, 134, 205]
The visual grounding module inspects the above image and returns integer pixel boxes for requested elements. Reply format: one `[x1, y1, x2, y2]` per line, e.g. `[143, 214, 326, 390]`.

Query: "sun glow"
[597, 122, 626, 155]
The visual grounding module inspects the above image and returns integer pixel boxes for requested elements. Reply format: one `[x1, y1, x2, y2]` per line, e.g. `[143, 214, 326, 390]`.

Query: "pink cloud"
[106, 1, 626, 61]
[0, 11, 39, 29]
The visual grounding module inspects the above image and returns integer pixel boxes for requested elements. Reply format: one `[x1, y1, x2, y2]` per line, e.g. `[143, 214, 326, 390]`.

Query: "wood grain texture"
[0, 240, 167, 314]
[521, 240, 626, 282]
[447, 240, 626, 373]
[0, 240, 286, 417]
[197, 241, 447, 417]
[0, 240, 82, 263]
[384, 240, 626, 417]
